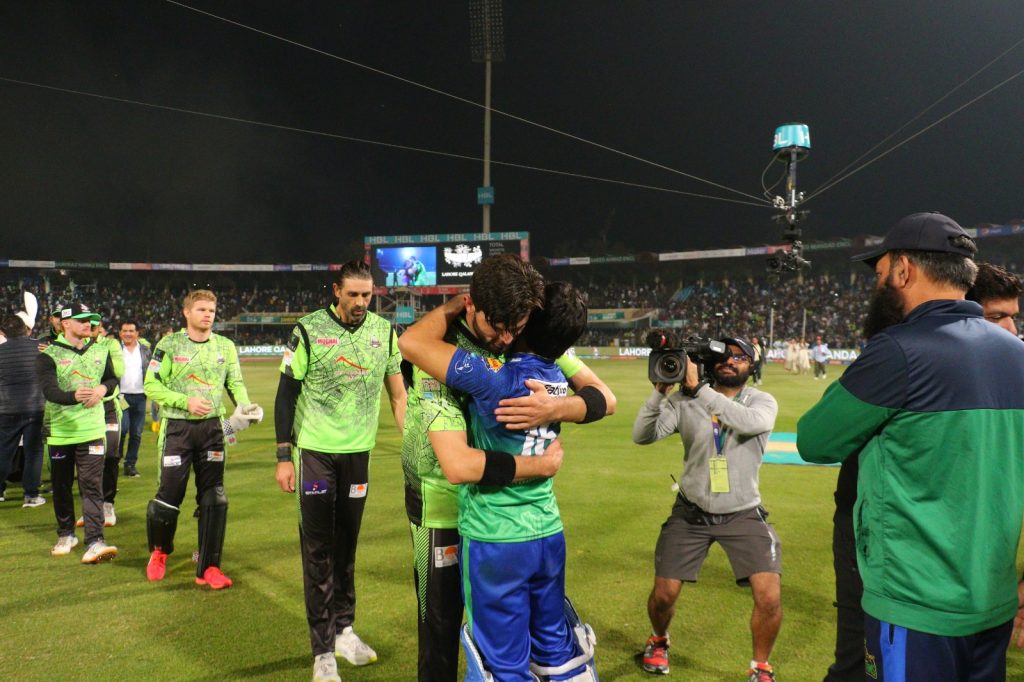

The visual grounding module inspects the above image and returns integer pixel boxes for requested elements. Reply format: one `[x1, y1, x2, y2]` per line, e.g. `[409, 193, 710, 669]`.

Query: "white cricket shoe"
[81, 541, 118, 564]
[335, 626, 377, 666]
[22, 496, 46, 508]
[104, 502, 117, 527]
[312, 653, 341, 682]
[51, 535, 79, 556]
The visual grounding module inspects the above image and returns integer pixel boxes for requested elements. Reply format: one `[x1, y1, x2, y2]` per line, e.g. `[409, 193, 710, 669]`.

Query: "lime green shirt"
[144, 331, 249, 420]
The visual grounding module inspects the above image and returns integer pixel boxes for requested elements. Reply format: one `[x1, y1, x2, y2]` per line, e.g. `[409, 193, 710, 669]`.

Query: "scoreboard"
[364, 232, 529, 293]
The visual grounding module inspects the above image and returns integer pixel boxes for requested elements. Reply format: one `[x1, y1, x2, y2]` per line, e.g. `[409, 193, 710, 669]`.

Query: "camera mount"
[767, 123, 812, 274]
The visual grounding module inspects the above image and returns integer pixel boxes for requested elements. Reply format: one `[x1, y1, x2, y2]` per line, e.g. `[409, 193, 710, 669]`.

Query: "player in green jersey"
[38, 303, 120, 563]
[274, 260, 406, 682]
[144, 290, 263, 590]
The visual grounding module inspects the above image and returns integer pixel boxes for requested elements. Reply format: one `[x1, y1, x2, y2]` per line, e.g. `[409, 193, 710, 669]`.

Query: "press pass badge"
[709, 415, 730, 493]
[710, 457, 730, 493]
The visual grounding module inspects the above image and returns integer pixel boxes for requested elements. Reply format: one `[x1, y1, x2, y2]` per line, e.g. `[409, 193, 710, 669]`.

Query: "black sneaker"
[125, 465, 141, 478]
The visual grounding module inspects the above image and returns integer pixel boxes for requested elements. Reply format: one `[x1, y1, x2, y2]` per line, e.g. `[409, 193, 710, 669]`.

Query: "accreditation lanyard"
[709, 415, 730, 493]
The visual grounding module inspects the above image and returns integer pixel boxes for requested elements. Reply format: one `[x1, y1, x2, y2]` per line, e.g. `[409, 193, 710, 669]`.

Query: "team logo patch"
[316, 338, 338, 346]
[106, 423, 120, 432]
[303, 479, 329, 495]
[207, 450, 224, 462]
[51, 450, 66, 460]
[433, 544, 459, 568]
[454, 354, 474, 374]
[148, 359, 161, 372]
[349, 483, 367, 498]
[485, 357, 502, 373]
[173, 355, 190, 364]
[370, 336, 381, 349]
[88, 444, 105, 455]
[163, 455, 182, 467]
[282, 349, 294, 367]
[864, 645, 878, 679]
[216, 356, 225, 364]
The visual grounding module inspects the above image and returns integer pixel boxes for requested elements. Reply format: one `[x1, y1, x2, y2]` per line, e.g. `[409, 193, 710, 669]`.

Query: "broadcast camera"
[646, 331, 727, 384]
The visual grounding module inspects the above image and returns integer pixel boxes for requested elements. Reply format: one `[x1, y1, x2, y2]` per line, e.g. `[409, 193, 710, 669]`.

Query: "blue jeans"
[0, 413, 44, 498]
[120, 393, 147, 466]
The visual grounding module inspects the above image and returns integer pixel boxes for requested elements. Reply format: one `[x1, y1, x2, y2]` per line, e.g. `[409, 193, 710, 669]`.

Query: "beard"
[713, 364, 750, 388]
[863, 279, 905, 340]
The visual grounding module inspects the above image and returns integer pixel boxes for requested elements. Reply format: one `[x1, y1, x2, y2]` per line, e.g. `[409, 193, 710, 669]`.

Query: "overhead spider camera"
[767, 123, 812, 274]
[646, 331, 726, 384]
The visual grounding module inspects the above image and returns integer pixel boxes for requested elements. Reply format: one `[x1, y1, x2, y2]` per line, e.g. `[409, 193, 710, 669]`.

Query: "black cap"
[59, 303, 100, 323]
[719, 336, 756, 361]
[852, 212, 976, 268]
[50, 304, 63, 317]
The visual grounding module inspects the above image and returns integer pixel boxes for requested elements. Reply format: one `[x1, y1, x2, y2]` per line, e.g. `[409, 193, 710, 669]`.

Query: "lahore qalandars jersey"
[41, 336, 112, 445]
[281, 307, 401, 453]
[446, 350, 565, 542]
[144, 331, 249, 421]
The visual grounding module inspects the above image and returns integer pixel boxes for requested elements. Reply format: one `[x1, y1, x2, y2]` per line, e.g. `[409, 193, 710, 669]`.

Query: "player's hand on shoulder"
[495, 379, 556, 430]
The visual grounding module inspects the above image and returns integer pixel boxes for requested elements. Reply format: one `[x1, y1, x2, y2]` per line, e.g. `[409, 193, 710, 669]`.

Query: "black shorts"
[654, 497, 782, 585]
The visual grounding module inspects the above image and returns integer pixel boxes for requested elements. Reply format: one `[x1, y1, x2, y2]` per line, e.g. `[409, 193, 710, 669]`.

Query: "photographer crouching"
[632, 335, 782, 681]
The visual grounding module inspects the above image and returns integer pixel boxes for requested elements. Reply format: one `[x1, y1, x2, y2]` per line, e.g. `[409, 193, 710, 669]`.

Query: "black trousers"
[51, 439, 105, 544]
[102, 418, 121, 504]
[297, 449, 370, 656]
[409, 521, 463, 682]
[155, 418, 225, 557]
[824, 510, 864, 682]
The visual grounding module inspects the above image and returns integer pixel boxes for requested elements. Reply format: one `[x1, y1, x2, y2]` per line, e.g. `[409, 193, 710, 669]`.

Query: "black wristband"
[576, 385, 607, 424]
[682, 380, 709, 398]
[276, 445, 292, 463]
[479, 450, 517, 487]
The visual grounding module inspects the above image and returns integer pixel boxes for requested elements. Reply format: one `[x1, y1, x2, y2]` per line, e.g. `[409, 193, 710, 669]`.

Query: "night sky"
[3, 1, 1023, 262]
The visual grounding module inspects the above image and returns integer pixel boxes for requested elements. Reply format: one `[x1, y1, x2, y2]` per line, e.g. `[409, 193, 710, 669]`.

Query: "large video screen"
[365, 232, 529, 291]
[375, 246, 437, 286]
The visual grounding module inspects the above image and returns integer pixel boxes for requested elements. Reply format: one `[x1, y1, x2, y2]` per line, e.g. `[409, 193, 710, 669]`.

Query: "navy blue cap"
[719, 336, 756, 361]
[852, 212, 976, 267]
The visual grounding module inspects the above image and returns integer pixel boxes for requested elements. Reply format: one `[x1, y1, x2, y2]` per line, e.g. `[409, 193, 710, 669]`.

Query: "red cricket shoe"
[147, 550, 168, 581]
[196, 566, 233, 590]
[747, 661, 776, 682]
[641, 635, 670, 675]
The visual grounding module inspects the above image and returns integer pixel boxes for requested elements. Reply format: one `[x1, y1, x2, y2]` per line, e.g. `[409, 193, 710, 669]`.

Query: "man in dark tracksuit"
[801, 213, 1024, 680]
[0, 315, 45, 507]
[274, 260, 405, 682]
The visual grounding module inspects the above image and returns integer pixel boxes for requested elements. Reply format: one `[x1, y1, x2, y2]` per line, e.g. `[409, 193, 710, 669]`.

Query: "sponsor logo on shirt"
[542, 382, 568, 397]
[316, 338, 338, 346]
[349, 483, 367, 498]
[58, 359, 73, 366]
[163, 455, 182, 467]
[173, 355, 190, 364]
[421, 378, 440, 392]
[207, 450, 224, 462]
[434, 544, 459, 568]
[148, 359, 161, 372]
[303, 479, 329, 495]
[282, 349, 293, 367]
[106, 423, 120, 432]
[485, 357, 502, 373]
[88, 444, 105, 455]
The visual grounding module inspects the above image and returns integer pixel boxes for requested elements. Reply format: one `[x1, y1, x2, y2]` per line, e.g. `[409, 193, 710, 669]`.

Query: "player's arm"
[222, 341, 251, 407]
[396, 295, 467, 382]
[798, 334, 905, 464]
[36, 353, 77, 405]
[494, 356, 616, 430]
[275, 325, 309, 493]
[428, 430, 563, 484]
[385, 372, 406, 432]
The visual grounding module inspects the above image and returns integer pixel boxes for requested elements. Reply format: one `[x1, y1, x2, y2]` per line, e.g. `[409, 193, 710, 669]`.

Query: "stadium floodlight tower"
[469, 0, 505, 234]
[767, 123, 812, 274]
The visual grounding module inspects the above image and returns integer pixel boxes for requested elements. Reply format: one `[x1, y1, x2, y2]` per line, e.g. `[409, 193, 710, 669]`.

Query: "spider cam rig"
[767, 123, 812, 274]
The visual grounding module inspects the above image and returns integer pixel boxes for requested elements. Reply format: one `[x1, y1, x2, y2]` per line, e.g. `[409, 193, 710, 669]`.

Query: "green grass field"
[1, 360, 1021, 681]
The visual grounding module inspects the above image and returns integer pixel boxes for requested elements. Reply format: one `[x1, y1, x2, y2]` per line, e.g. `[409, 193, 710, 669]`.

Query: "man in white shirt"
[118, 321, 150, 478]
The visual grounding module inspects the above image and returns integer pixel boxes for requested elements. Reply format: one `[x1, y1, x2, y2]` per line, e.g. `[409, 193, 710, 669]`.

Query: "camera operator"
[632, 336, 782, 682]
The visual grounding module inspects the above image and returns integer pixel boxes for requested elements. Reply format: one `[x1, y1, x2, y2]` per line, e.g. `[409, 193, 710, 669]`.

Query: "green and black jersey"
[38, 335, 119, 446]
[279, 307, 401, 453]
[144, 331, 249, 421]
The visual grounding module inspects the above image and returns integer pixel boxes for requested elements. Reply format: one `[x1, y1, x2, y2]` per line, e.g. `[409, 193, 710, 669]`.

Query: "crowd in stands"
[3, 259, 1021, 350]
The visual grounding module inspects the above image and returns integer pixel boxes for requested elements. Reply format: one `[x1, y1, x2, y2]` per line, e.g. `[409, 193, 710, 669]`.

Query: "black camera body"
[646, 332, 727, 384]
